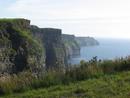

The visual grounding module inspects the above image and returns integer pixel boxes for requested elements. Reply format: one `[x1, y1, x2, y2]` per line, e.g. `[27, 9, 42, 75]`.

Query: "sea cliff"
[76, 37, 99, 46]
[0, 18, 99, 73]
[0, 19, 45, 73]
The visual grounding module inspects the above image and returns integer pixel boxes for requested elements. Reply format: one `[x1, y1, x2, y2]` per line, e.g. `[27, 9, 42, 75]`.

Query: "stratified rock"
[31, 26, 67, 69]
[0, 19, 45, 73]
[62, 34, 80, 58]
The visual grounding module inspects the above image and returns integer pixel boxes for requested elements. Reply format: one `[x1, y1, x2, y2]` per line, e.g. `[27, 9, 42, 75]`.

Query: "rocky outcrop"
[31, 26, 67, 69]
[0, 19, 45, 73]
[0, 18, 99, 73]
[62, 34, 80, 58]
[76, 37, 99, 47]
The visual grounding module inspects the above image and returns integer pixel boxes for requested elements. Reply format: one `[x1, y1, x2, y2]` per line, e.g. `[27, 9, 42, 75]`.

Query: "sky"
[1, 0, 130, 39]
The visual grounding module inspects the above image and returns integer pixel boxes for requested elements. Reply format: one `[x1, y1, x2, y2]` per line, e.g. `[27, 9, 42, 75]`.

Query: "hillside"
[1, 18, 124, 98]
[1, 71, 130, 98]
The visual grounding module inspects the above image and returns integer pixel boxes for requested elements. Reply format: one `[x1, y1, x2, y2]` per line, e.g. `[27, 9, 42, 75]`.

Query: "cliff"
[0, 19, 45, 73]
[76, 37, 99, 46]
[0, 18, 99, 74]
[31, 26, 67, 69]
[62, 34, 80, 58]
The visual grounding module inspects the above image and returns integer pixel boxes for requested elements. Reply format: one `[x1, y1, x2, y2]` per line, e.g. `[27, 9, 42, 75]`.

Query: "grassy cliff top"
[0, 18, 30, 30]
[0, 18, 30, 22]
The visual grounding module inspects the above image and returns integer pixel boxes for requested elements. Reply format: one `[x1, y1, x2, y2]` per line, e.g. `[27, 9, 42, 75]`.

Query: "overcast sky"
[1, 0, 130, 39]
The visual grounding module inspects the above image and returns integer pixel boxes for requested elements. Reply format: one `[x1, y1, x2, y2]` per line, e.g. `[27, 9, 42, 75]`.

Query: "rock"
[31, 26, 67, 69]
[76, 37, 99, 47]
[0, 19, 45, 73]
[0, 18, 99, 74]
[62, 34, 80, 58]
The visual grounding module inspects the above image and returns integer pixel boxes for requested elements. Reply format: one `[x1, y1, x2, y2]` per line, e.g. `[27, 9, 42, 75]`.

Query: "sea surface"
[69, 38, 130, 64]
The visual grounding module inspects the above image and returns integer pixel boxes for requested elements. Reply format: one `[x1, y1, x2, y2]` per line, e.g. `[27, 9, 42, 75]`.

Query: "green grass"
[1, 71, 130, 98]
[1, 57, 130, 96]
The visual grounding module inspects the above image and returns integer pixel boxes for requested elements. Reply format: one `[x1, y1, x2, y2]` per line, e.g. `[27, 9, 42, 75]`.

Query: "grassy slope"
[1, 71, 130, 98]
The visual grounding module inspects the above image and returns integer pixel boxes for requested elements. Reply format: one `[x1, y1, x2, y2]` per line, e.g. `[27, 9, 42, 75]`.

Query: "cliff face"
[62, 34, 80, 58]
[0, 19, 45, 73]
[31, 26, 67, 68]
[76, 37, 99, 47]
[0, 18, 99, 73]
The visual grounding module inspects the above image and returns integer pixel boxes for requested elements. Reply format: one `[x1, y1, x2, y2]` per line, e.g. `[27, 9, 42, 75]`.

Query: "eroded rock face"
[31, 26, 67, 69]
[0, 19, 45, 73]
[62, 34, 80, 59]
[42, 28, 67, 68]
[0, 18, 99, 74]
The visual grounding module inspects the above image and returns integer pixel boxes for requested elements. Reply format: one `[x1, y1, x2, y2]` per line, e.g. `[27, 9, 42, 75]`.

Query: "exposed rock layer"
[0, 19, 99, 73]
[62, 34, 80, 58]
[31, 26, 67, 68]
[0, 19, 45, 73]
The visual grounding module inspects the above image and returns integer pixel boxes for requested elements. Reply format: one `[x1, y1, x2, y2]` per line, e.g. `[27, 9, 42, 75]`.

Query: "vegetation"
[1, 71, 130, 98]
[0, 18, 45, 73]
[0, 57, 130, 97]
[1, 19, 130, 97]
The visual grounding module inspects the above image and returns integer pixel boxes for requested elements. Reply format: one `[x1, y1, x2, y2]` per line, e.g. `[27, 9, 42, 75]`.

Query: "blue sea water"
[69, 38, 130, 64]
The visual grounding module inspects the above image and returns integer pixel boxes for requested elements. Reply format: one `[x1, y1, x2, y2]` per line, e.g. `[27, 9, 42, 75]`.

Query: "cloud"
[8, 0, 89, 20]
[6, 0, 130, 38]
[8, 0, 130, 19]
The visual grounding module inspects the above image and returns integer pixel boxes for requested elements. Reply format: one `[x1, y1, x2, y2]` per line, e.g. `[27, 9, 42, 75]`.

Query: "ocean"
[69, 38, 130, 64]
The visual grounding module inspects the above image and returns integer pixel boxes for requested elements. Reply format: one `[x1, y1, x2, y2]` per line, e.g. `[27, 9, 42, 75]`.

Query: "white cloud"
[9, 0, 130, 19]
[6, 0, 130, 38]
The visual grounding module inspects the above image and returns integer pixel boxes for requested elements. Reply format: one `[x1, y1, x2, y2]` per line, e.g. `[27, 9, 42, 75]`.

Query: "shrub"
[1, 57, 130, 95]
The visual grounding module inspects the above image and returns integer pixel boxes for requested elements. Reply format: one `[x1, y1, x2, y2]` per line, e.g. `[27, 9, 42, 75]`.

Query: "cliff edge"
[76, 37, 99, 46]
